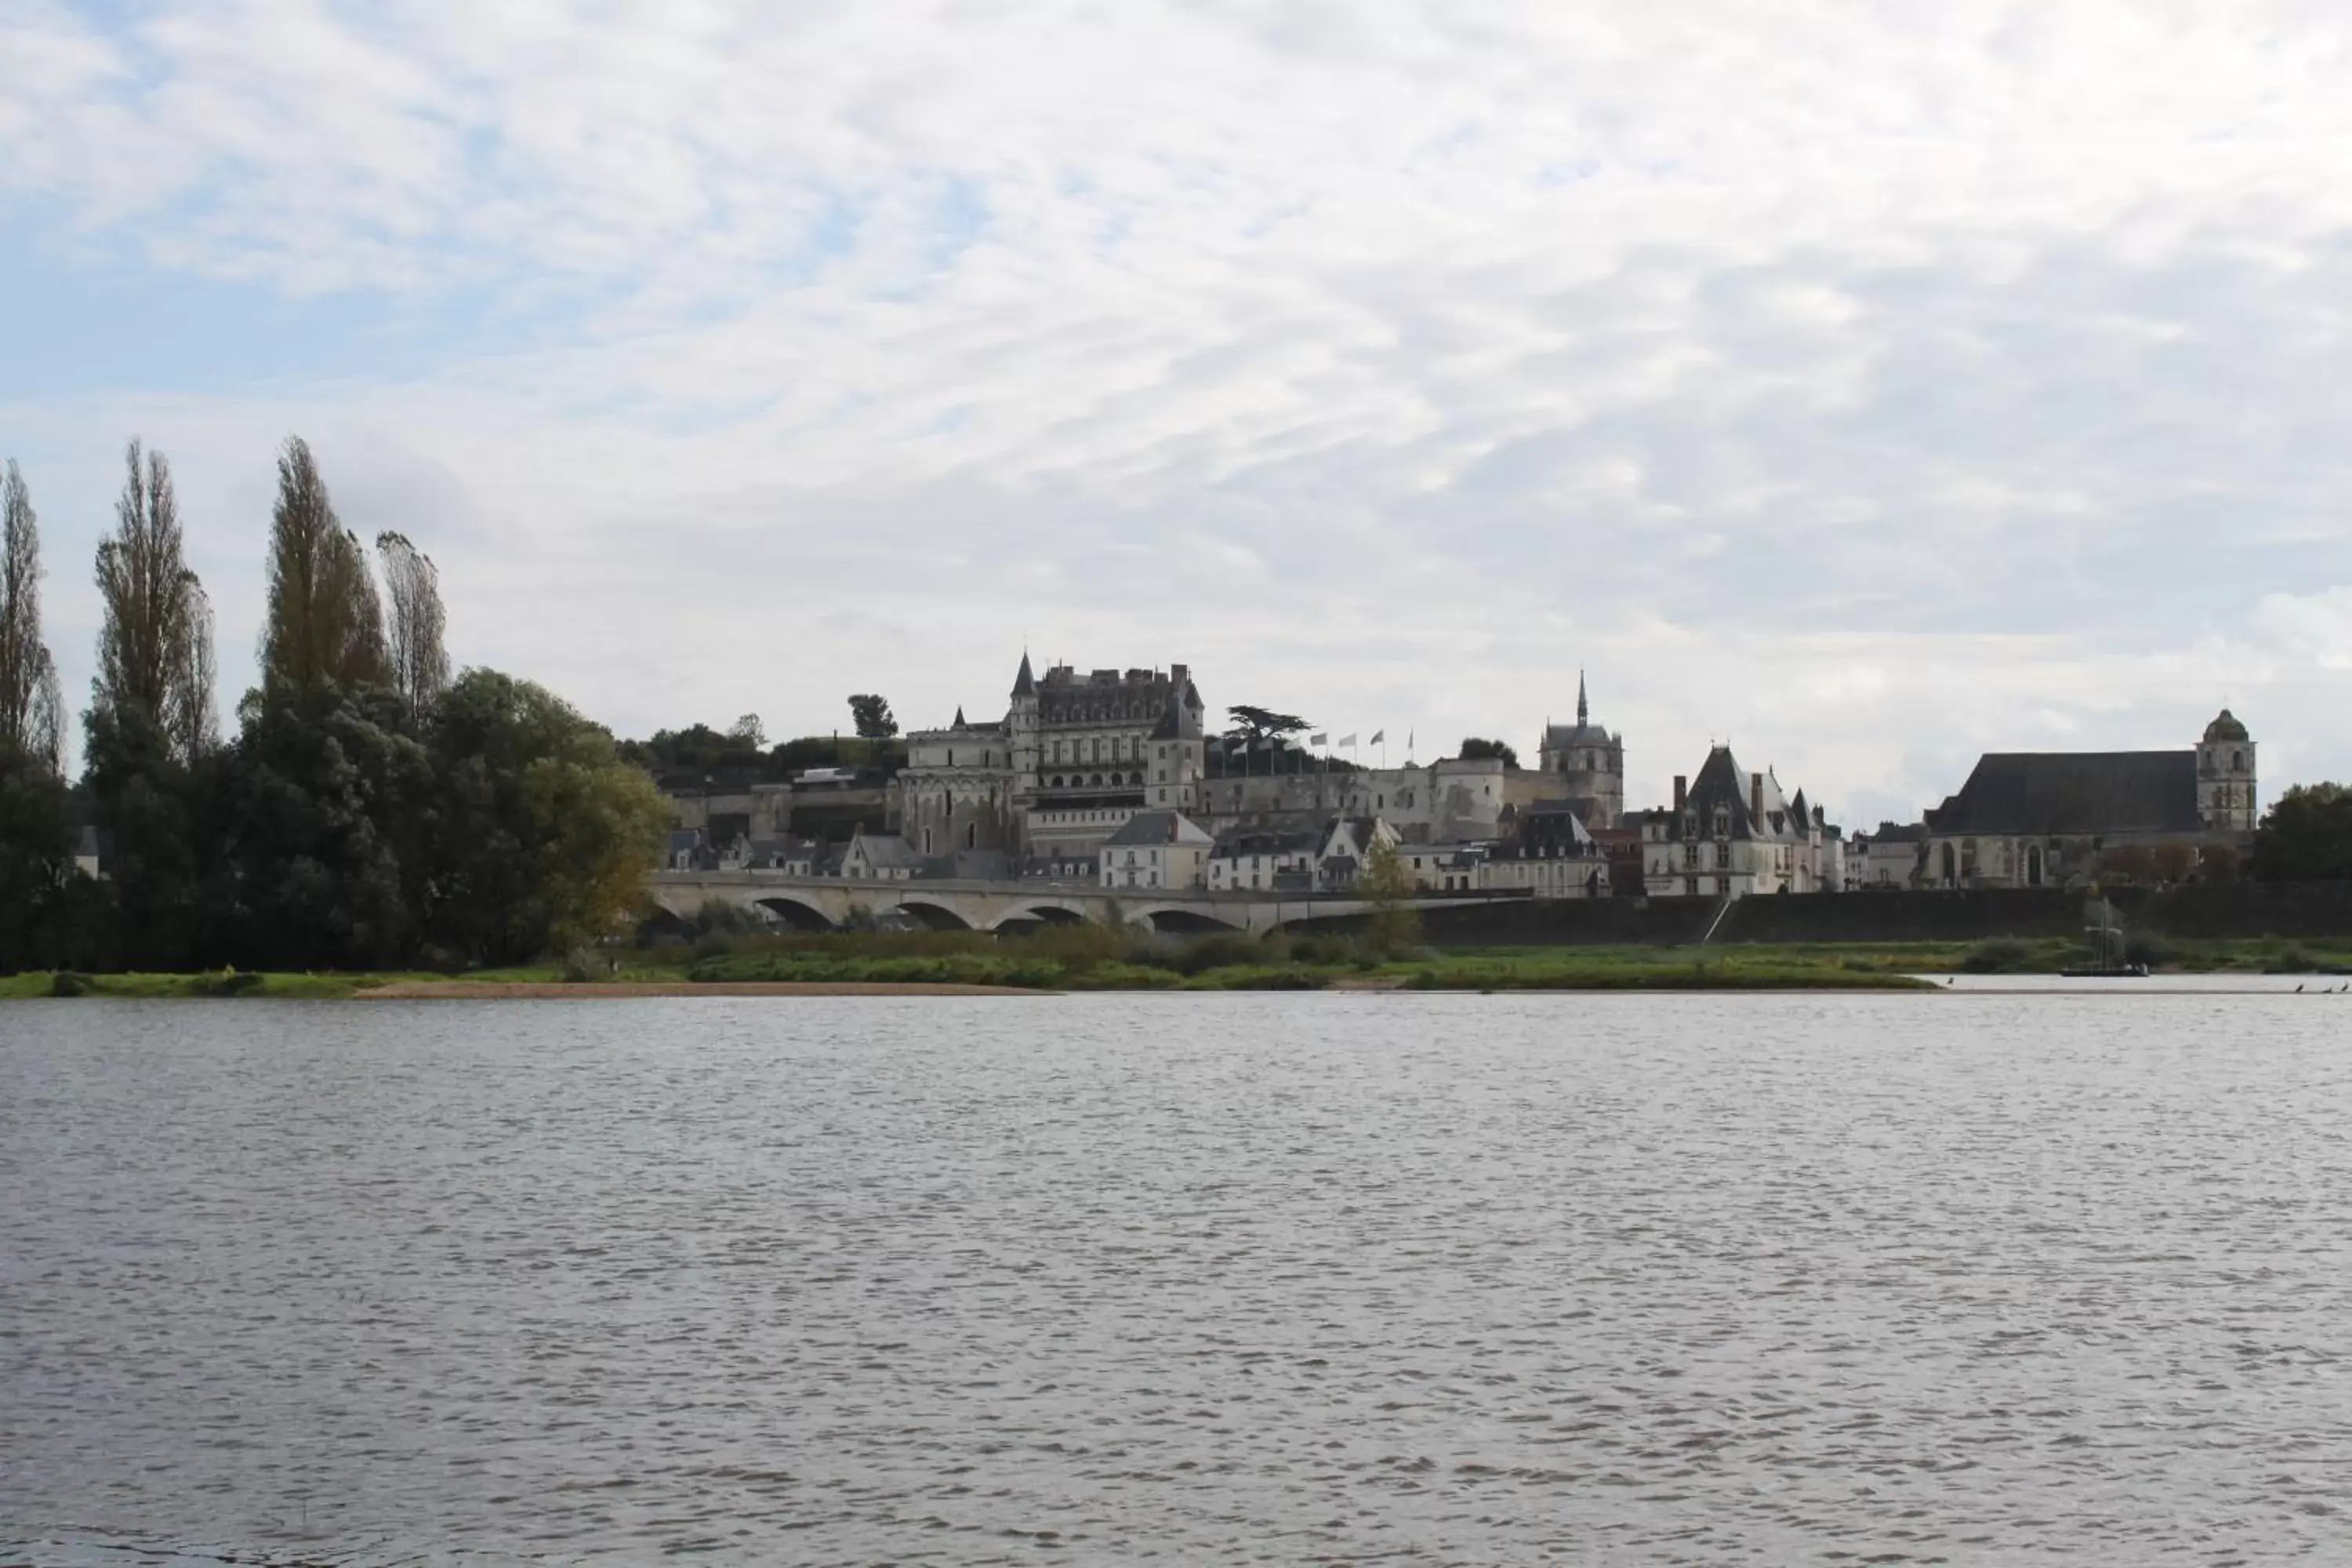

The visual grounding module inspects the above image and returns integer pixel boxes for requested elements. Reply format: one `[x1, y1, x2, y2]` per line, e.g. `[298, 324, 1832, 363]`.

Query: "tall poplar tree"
[376, 530, 449, 720]
[263, 437, 387, 694]
[0, 459, 64, 768]
[93, 439, 216, 760]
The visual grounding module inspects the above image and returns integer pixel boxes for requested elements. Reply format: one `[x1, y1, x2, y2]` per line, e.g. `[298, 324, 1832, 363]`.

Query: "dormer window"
[1714, 807, 1731, 838]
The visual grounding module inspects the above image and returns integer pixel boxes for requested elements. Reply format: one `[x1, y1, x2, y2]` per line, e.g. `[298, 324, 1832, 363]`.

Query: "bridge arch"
[753, 894, 836, 931]
[985, 902, 1088, 931]
[884, 899, 977, 931]
[1132, 906, 1245, 935]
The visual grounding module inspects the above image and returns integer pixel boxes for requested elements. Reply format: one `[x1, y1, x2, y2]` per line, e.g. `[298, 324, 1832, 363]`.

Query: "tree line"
[0, 438, 666, 974]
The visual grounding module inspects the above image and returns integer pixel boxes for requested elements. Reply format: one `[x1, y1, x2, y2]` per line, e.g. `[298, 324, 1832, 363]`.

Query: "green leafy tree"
[0, 460, 63, 768]
[1361, 837, 1420, 958]
[206, 684, 434, 969]
[0, 742, 78, 971]
[1225, 705, 1307, 750]
[80, 699, 211, 968]
[729, 713, 766, 749]
[262, 437, 387, 695]
[848, 694, 898, 740]
[429, 670, 669, 964]
[376, 531, 449, 720]
[93, 439, 216, 762]
[2250, 783, 2352, 882]
[1457, 737, 1519, 768]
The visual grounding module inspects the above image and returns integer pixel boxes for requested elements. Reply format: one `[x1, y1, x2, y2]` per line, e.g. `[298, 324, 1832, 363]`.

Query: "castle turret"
[1008, 652, 1041, 797]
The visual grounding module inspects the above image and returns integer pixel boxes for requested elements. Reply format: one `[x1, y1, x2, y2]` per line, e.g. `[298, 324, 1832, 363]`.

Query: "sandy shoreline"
[360, 979, 1054, 999]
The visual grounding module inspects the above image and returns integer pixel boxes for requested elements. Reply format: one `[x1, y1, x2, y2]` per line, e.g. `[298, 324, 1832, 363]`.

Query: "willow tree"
[0, 460, 63, 768]
[376, 530, 449, 720]
[263, 437, 386, 694]
[93, 440, 216, 760]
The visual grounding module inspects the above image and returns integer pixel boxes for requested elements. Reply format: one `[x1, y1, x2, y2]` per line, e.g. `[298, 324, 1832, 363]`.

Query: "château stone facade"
[898, 655, 1209, 861]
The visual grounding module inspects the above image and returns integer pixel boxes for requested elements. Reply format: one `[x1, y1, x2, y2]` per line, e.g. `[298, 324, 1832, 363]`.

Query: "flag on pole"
[1368, 730, 1384, 746]
[1311, 733, 1328, 746]
[1338, 733, 1356, 747]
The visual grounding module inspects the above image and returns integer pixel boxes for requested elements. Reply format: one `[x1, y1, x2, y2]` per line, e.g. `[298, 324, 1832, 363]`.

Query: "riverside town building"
[659, 652, 2261, 903]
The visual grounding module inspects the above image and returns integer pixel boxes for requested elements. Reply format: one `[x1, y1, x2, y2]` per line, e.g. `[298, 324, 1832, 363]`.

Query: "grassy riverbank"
[7, 930, 2345, 999]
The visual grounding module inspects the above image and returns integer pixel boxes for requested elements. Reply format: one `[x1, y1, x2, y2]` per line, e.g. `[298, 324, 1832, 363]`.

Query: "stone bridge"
[650, 871, 1508, 935]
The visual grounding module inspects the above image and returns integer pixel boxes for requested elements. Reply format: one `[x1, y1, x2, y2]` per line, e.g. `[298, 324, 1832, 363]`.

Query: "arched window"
[2233, 749, 2245, 771]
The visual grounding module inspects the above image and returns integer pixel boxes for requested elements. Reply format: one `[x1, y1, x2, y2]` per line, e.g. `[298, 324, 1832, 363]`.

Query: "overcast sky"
[3, 2, 2348, 826]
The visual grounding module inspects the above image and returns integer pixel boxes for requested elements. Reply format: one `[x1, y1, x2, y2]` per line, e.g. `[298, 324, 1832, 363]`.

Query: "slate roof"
[849, 832, 921, 869]
[1011, 652, 1036, 698]
[1210, 824, 1324, 858]
[1104, 810, 1213, 848]
[1923, 751, 2203, 837]
[1149, 678, 1203, 740]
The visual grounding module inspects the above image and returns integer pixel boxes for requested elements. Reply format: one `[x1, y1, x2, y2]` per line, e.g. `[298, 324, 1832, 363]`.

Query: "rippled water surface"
[5, 994, 2351, 1565]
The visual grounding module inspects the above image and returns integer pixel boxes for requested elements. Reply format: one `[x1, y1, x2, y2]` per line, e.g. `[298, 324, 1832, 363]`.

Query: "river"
[5, 993, 2349, 1563]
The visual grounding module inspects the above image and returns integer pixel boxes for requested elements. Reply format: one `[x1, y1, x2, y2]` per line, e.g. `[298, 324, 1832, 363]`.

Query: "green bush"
[1162, 931, 1271, 975]
[197, 970, 264, 996]
[1960, 938, 2036, 974]
[48, 971, 90, 997]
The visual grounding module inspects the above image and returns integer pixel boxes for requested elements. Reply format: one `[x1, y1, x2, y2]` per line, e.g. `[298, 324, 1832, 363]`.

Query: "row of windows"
[1047, 772, 1144, 789]
[1051, 735, 1149, 764]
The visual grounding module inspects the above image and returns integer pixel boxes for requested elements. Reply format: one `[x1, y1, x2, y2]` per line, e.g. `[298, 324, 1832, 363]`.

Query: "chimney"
[1751, 773, 1764, 822]
[1672, 775, 1686, 813]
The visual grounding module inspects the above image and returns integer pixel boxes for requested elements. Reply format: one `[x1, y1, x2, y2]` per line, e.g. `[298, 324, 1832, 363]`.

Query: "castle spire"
[1577, 670, 1588, 728]
[1011, 650, 1035, 699]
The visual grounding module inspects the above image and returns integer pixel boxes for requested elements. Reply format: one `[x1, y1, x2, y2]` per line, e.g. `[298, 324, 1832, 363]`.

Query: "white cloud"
[3, 0, 2350, 810]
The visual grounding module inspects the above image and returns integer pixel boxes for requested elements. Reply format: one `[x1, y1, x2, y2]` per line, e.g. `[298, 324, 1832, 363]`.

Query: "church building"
[1534, 673, 1625, 828]
[1917, 710, 2256, 888]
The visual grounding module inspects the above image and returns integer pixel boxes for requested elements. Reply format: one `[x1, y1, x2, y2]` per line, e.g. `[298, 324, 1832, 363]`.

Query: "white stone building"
[1098, 811, 1215, 891]
[1642, 746, 1838, 898]
[896, 655, 1210, 863]
[1847, 822, 1924, 890]
[840, 829, 920, 881]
